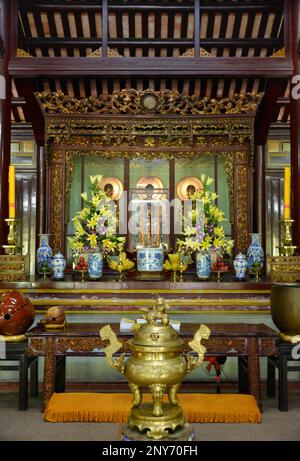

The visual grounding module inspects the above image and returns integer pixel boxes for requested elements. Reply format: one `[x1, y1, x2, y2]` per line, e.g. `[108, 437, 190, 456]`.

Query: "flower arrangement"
[176, 175, 234, 256]
[163, 253, 187, 272]
[108, 252, 135, 280]
[68, 175, 125, 257]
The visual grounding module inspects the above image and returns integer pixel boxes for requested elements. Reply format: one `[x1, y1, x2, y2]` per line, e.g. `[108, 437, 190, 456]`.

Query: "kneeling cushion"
[44, 392, 261, 424]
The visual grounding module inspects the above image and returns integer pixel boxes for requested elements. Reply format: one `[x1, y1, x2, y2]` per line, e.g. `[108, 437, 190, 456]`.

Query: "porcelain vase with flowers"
[196, 252, 211, 280]
[68, 175, 125, 277]
[88, 252, 103, 280]
[176, 175, 234, 281]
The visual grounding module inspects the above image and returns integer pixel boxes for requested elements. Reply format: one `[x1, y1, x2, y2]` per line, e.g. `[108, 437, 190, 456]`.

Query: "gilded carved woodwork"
[43, 337, 56, 410]
[181, 47, 212, 57]
[27, 338, 46, 355]
[42, 89, 257, 253]
[269, 256, 300, 282]
[16, 48, 32, 57]
[57, 338, 110, 353]
[0, 255, 29, 282]
[272, 47, 285, 57]
[36, 90, 263, 116]
[50, 164, 64, 251]
[235, 164, 249, 252]
[88, 47, 123, 58]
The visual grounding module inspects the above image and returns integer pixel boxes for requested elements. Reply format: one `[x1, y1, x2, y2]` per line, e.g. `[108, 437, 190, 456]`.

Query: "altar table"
[25, 322, 277, 411]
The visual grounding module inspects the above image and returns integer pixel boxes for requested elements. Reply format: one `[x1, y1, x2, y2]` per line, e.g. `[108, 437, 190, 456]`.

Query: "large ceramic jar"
[51, 252, 66, 280]
[0, 291, 35, 336]
[233, 252, 247, 280]
[137, 248, 164, 272]
[247, 233, 264, 272]
[36, 234, 53, 274]
[196, 253, 211, 280]
[88, 252, 103, 280]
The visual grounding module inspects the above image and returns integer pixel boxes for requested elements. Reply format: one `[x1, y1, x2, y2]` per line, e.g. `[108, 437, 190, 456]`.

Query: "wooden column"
[289, 0, 300, 248]
[0, 0, 17, 250]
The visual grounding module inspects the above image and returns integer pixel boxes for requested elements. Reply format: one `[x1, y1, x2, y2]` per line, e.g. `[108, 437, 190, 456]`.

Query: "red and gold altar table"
[0, 274, 272, 315]
[25, 321, 277, 411]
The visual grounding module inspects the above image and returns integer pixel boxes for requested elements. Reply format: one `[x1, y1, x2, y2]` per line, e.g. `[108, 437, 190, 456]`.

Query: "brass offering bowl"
[271, 284, 300, 336]
[100, 297, 210, 440]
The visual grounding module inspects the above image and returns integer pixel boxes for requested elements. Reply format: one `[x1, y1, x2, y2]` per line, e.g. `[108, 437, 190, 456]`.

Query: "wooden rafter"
[23, 38, 281, 49]
[9, 57, 293, 78]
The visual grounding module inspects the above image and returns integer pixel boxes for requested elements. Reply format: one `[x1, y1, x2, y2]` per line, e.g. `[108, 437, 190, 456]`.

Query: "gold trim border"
[35, 309, 271, 315]
[31, 299, 270, 306]
[0, 289, 271, 294]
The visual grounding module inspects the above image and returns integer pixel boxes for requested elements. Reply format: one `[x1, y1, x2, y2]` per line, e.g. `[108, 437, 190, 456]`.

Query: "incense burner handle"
[99, 325, 126, 374]
[185, 324, 211, 373]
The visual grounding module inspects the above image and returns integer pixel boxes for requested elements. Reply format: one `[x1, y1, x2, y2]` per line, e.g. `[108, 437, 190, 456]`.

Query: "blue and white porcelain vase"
[88, 252, 103, 280]
[196, 253, 211, 280]
[37, 234, 53, 274]
[137, 248, 164, 272]
[233, 252, 248, 280]
[51, 252, 66, 280]
[247, 233, 264, 273]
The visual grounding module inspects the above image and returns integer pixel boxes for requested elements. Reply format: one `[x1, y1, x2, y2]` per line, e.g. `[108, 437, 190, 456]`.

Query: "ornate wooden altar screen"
[36, 89, 263, 256]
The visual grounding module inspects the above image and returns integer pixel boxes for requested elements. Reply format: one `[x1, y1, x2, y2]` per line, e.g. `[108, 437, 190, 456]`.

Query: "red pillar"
[289, 0, 300, 249]
[0, 0, 14, 250]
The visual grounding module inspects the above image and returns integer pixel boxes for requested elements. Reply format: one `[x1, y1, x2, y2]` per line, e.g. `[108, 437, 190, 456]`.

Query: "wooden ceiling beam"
[255, 79, 287, 144]
[9, 57, 293, 78]
[24, 38, 281, 48]
[13, 79, 45, 145]
[18, 1, 282, 13]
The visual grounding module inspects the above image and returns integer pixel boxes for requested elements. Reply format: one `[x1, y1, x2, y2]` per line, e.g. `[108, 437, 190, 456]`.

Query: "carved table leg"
[43, 337, 56, 412]
[247, 337, 261, 409]
[19, 352, 28, 411]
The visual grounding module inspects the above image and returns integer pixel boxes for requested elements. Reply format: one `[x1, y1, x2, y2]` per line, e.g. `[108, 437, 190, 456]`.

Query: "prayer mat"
[44, 392, 261, 424]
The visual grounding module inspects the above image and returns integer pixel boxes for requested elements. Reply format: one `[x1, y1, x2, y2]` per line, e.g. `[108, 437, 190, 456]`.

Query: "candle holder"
[41, 265, 51, 282]
[278, 218, 298, 256]
[172, 269, 177, 282]
[2, 218, 20, 255]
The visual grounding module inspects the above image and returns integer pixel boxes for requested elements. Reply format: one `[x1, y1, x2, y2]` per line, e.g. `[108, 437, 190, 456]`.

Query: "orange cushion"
[44, 393, 261, 424]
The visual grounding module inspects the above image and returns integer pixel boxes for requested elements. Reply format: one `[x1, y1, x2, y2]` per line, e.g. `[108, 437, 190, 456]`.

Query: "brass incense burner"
[100, 297, 210, 440]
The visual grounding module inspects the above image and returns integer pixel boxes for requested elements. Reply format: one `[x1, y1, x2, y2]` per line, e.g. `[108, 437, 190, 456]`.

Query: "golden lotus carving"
[100, 297, 210, 440]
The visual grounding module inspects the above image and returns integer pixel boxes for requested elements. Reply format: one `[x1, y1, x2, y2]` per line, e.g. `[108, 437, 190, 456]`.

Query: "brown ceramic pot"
[0, 291, 35, 336]
[44, 306, 65, 325]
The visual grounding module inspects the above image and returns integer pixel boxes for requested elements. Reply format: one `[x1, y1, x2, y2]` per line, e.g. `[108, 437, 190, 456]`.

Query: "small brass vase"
[2, 218, 20, 255]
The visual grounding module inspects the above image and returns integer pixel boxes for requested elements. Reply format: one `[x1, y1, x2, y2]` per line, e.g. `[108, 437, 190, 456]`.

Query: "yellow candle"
[8, 165, 16, 218]
[283, 166, 291, 219]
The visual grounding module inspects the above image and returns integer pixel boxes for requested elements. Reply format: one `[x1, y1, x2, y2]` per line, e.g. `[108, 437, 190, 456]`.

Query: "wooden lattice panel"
[269, 256, 300, 283]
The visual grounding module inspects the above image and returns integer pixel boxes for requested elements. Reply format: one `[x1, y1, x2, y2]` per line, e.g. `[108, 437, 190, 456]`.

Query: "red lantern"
[0, 291, 35, 336]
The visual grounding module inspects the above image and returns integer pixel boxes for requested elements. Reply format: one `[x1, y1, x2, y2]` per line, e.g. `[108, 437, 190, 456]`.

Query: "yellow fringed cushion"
[44, 393, 261, 424]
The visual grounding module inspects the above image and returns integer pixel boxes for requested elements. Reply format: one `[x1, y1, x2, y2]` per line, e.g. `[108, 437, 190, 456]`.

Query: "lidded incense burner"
[100, 297, 210, 440]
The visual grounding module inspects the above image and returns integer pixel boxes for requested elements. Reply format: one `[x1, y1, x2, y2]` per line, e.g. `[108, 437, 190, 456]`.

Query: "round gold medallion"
[140, 93, 159, 113]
